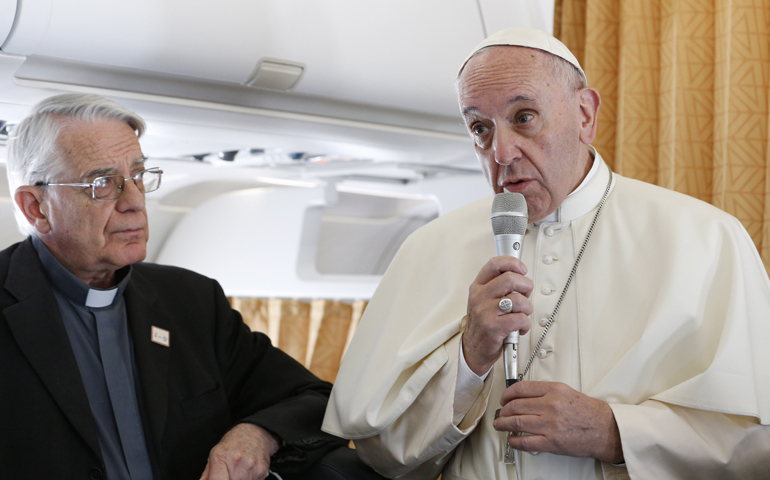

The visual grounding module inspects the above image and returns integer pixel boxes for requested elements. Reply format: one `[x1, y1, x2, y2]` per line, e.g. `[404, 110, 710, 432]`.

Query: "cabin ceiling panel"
[3, 0, 490, 116]
[477, 0, 555, 37]
[113, 97, 476, 165]
[0, 0, 16, 46]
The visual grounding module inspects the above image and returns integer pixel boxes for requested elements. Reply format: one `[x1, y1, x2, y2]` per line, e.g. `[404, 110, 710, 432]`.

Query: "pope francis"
[323, 28, 770, 480]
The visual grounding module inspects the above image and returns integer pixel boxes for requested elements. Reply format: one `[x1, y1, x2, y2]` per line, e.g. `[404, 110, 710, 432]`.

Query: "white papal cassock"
[323, 151, 770, 480]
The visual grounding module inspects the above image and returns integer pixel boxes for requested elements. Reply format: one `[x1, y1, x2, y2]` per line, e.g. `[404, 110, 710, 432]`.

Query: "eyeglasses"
[37, 167, 163, 200]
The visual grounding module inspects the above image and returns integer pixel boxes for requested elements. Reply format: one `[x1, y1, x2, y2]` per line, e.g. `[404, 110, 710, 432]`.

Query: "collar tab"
[85, 288, 119, 308]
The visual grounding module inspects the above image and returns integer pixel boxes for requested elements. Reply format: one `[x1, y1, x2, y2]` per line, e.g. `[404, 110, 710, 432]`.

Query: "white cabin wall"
[149, 173, 490, 299]
[0, 161, 26, 248]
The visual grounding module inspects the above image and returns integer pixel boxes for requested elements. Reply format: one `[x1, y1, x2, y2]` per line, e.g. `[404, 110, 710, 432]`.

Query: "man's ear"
[577, 87, 601, 145]
[14, 186, 51, 234]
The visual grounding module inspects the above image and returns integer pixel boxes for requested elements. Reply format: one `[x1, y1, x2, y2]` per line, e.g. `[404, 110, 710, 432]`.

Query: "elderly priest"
[1, 93, 346, 480]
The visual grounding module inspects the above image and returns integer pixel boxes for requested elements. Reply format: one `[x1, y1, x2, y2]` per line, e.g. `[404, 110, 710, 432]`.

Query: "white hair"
[6, 93, 146, 236]
[544, 51, 588, 93]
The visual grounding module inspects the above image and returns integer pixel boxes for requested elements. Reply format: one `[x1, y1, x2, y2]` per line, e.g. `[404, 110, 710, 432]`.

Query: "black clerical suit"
[0, 237, 346, 479]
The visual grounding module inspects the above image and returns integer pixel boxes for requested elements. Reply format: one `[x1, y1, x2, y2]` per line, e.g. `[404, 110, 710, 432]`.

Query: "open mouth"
[504, 179, 532, 192]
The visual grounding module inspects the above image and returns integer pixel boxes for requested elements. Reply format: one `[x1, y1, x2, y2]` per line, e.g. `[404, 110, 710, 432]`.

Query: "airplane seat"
[279, 446, 389, 480]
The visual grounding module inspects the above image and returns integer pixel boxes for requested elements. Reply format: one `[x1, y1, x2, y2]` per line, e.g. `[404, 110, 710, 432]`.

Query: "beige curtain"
[555, 0, 770, 272]
[228, 297, 368, 383]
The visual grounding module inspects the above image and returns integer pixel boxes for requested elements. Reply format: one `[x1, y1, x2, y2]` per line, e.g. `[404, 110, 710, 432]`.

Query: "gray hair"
[544, 51, 588, 93]
[6, 93, 146, 236]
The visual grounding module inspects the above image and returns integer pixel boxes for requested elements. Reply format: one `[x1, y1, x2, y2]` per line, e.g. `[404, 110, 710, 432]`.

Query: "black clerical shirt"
[32, 235, 154, 480]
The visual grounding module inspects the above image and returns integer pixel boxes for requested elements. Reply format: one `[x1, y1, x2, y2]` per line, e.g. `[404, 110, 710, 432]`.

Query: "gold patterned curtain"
[555, 0, 770, 272]
[228, 298, 368, 383]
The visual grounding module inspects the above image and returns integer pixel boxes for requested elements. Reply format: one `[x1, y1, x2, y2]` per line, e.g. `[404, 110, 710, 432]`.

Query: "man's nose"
[493, 127, 523, 166]
[117, 177, 146, 211]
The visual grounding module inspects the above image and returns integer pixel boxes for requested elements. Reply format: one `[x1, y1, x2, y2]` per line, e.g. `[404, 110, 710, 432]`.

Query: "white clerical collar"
[568, 147, 601, 197]
[536, 146, 613, 224]
[85, 288, 119, 308]
[31, 234, 130, 308]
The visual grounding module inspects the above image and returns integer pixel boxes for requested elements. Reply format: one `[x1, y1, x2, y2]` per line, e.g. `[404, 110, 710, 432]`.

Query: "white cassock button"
[539, 317, 549, 327]
[541, 286, 553, 295]
[545, 227, 555, 237]
[537, 348, 549, 358]
[542, 255, 553, 265]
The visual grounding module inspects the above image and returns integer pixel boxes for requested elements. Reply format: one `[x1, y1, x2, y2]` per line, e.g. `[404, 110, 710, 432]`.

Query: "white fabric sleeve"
[453, 337, 491, 425]
[354, 333, 494, 480]
[611, 399, 770, 479]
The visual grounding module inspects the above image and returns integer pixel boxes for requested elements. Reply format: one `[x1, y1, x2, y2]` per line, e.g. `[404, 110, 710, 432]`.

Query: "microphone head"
[491, 192, 528, 235]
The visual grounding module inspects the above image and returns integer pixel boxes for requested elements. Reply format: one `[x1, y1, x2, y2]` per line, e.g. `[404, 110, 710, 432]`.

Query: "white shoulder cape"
[324, 156, 770, 439]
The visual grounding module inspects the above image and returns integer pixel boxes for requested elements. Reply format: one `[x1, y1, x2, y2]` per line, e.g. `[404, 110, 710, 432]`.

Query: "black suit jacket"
[0, 238, 345, 479]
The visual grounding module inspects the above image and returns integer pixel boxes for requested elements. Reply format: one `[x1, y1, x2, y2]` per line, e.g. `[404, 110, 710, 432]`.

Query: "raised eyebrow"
[461, 106, 480, 119]
[85, 167, 118, 179]
[461, 95, 537, 118]
[507, 95, 536, 107]
[131, 157, 149, 174]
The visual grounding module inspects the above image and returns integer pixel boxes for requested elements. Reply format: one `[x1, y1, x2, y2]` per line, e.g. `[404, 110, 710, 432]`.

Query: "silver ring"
[499, 297, 513, 312]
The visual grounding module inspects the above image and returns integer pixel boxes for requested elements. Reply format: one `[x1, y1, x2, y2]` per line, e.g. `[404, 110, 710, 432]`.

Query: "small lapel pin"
[151, 326, 170, 347]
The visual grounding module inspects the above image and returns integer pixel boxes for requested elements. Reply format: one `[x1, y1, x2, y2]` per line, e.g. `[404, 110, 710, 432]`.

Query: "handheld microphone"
[490, 192, 528, 387]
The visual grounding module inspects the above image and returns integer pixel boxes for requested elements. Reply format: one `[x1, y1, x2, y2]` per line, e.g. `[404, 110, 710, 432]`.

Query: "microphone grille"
[491, 215, 528, 235]
[491, 192, 527, 215]
[491, 192, 528, 235]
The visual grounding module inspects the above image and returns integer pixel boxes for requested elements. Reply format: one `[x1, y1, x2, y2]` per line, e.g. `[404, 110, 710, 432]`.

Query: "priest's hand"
[493, 381, 624, 464]
[200, 423, 280, 480]
[463, 256, 533, 376]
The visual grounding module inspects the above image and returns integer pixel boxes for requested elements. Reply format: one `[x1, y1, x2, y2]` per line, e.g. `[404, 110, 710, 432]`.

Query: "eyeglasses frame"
[35, 167, 163, 201]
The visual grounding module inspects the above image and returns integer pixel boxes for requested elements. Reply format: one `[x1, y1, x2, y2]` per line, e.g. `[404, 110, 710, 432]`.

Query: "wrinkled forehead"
[459, 45, 548, 79]
[58, 118, 145, 175]
[456, 46, 554, 98]
[456, 47, 552, 117]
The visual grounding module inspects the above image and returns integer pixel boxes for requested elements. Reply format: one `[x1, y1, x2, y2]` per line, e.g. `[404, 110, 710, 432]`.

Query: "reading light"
[244, 58, 306, 91]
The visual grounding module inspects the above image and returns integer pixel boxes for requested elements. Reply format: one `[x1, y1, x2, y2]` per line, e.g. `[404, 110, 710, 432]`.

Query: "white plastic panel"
[155, 185, 380, 299]
[0, 160, 10, 197]
[3, 0, 489, 116]
[479, 0, 555, 36]
[302, 191, 439, 276]
[0, 158, 26, 249]
[0, 0, 18, 47]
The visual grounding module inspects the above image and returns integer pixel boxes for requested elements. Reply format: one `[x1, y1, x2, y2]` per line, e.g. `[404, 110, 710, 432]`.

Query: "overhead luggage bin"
[2, 0, 554, 120]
